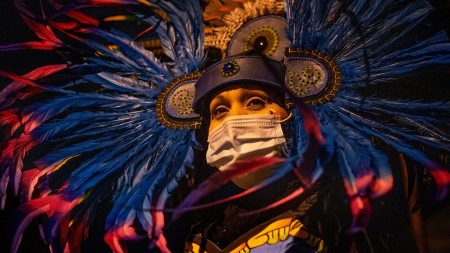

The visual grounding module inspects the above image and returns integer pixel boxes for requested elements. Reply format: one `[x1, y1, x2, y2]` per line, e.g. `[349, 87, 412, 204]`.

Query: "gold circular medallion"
[285, 48, 342, 106]
[156, 72, 203, 129]
[242, 26, 279, 57]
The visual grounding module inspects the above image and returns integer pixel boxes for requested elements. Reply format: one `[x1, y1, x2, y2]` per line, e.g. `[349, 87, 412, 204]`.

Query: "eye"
[212, 105, 229, 118]
[246, 97, 266, 110]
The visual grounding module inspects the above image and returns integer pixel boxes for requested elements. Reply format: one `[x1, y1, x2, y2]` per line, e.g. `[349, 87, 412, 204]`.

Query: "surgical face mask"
[206, 114, 289, 171]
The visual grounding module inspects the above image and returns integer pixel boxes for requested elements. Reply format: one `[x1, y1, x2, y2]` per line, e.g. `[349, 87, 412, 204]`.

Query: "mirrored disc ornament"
[227, 15, 290, 61]
[156, 72, 202, 129]
[284, 48, 342, 106]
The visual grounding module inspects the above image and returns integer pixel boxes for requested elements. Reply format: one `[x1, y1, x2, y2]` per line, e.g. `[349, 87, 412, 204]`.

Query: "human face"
[208, 84, 289, 133]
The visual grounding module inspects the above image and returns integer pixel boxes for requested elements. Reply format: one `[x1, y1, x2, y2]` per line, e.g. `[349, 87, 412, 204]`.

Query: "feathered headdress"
[0, 0, 449, 252]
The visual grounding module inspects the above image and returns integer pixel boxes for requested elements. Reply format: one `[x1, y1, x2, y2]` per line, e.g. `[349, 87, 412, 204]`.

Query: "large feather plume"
[0, 0, 203, 252]
[286, 0, 450, 231]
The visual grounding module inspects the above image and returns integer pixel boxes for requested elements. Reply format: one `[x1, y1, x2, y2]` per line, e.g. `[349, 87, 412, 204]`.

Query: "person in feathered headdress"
[0, 0, 449, 252]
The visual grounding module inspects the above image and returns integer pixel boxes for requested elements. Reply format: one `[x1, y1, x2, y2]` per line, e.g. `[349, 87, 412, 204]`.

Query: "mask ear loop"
[277, 112, 293, 123]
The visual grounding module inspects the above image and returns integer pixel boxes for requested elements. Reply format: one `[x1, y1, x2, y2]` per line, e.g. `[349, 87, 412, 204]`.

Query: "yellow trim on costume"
[186, 217, 326, 253]
[185, 242, 207, 253]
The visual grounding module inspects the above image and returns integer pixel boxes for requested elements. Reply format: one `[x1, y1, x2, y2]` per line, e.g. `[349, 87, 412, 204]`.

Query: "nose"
[227, 101, 247, 117]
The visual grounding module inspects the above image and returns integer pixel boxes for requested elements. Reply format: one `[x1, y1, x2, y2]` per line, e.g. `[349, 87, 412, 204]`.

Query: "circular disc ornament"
[156, 72, 202, 129]
[284, 48, 342, 105]
[227, 15, 290, 61]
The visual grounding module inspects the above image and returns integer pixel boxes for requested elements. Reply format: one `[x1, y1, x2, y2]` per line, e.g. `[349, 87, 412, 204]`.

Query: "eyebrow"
[208, 88, 272, 112]
[209, 94, 228, 112]
[241, 89, 269, 102]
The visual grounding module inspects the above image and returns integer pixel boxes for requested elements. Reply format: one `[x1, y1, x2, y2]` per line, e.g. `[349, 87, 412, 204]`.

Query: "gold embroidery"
[187, 217, 326, 253]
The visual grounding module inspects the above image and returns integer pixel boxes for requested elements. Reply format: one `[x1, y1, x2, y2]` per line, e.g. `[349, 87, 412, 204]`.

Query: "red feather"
[0, 64, 67, 101]
[67, 218, 90, 253]
[66, 11, 99, 26]
[49, 21, 80, 31]
[0, 108, 21, 135]
[14, 0, 61, 43]
[20, 168, 41, 200]
[347, 195, 372, 233]
[0, 64, 67, 117]
[291, 97, 326, 187]
[369, 174, 394, 198]
[174, 157, 284, 219]
[104, 224, 142, 253]
[154, 234, 171, 253]
[11, 194, 81, 253]
[11, 196, 57, 253]
[164, 181, 267, 213]
[430, 169, 450, 200]
[342, 178, 373, 233]
[151, 209, 171, 253]
[2, 133, 36, 194]
[242, 187, 305, 216]
[0, 41, 62, 51]
[0, 70, 38, 86]
[47, 0, 100, 26]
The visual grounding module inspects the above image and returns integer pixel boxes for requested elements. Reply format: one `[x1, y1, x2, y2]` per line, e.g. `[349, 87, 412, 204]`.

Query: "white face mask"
[206, 114, 289, 171]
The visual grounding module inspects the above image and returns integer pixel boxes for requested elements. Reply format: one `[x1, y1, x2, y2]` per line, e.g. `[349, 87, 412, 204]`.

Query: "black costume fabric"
[180, 158, 421, 253]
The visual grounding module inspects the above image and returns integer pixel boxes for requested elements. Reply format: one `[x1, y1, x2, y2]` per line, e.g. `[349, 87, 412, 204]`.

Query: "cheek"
[209, 120, 220, 134]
